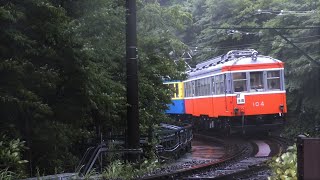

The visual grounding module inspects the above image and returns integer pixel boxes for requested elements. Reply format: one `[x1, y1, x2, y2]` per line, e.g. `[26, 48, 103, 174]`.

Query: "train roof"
[163, 80, 181, 84]
[187, 49, 283, 79]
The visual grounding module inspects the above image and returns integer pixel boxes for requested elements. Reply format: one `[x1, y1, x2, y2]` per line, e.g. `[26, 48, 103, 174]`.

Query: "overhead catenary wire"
[187, 39, 320, 52]
[186, 33, 320, 50]
[255, 9, 317, 16]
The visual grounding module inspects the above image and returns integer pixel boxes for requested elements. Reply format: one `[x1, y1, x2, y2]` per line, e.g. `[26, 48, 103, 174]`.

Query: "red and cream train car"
[183, 49, 287, 133]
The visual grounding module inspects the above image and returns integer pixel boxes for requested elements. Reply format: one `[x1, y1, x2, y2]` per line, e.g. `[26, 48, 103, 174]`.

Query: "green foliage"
[68, 0, 127, 131]
[268, 145, 297, 180]
[103, 160, 135, 180]
[0, 135, 27, 179]
[137, 2, 189, 133]
[102, 159, 160, 180]
[173, 0, 320, 137]
[0, 168, 15, 180]
[0, 0, 93, 174]
[1, 0, 188, 176]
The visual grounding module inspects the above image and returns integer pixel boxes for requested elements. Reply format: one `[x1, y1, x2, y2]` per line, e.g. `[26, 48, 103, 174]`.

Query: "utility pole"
[126, 0, 140, 162]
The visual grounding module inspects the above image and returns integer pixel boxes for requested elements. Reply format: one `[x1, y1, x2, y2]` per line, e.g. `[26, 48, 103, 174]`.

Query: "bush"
[268, 145, 297, 180]
[102, 159, 160, 180]
[0, 135, 28, 179]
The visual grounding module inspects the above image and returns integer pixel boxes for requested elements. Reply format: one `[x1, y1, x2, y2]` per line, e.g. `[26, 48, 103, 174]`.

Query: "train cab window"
[267, 71, 280, 90]
[250, 71, 264, 92]
[233, 72, 247, 92]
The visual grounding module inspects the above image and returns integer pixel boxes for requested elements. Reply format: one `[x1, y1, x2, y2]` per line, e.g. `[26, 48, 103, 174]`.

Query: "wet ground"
[173, 137, 225, 165]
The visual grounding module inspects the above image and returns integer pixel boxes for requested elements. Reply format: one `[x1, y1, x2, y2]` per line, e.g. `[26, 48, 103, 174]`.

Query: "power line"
[210, 26, 320, 30]
[255, 9, 317, 16]
[187, 38, 320, 52]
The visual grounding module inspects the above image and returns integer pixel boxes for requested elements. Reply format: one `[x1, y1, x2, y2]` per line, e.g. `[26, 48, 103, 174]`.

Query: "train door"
[191, 80, 195, 115]
[233, 72, 248, 105]
[224, 73, 228, 112]
[211, 76, 215, 117]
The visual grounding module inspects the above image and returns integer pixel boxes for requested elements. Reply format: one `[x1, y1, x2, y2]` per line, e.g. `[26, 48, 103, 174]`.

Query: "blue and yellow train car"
[164, 81, 185, 114]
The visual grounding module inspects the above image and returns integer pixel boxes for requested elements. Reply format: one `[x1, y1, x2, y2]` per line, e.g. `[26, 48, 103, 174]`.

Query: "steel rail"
[140, 137, 248, 180]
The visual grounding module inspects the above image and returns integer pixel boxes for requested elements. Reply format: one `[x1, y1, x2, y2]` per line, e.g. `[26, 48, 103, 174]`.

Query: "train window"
[233, 72, 247, 92]
[215, 76, 220, 94]
[196, 78, 210, 96]
[200, 78, 205, 96]
[175, 84, 179, 98]
[186, 82, 192, 97]
[206, 77, 211, 95]
[185, 82, 189, 97]
[219, 75, 225, 94]
[184, 83, 187, 97]
[192, 81, 195, 96]
[204, 79, 206, 95]
[203, 77, 210, 96]
[195, 80, 200, 96]
[215, 75, 224, 94]
[267, 71, 280, 90]
[250, 71, 264, 92]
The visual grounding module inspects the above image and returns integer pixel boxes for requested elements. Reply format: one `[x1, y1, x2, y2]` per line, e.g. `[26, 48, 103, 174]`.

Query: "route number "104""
[253, 101, 264, 107]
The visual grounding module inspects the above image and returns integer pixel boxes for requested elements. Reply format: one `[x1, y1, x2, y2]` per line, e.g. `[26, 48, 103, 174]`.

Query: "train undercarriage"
[169, 113, 286, 135]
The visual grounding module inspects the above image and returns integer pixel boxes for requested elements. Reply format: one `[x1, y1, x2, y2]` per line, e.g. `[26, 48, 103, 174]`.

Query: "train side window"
[187, 82, 191, 97]
[175, 84, 179, 98]
[195, 80, 200, 96]
[233, 72, 247, 92]
[194, 80, 197, 96]
[267, 71, 280, 90]
[215, 76, 220, 94]
[214, 75, 224, 94]
[184, 82, 188, 97]
[207, 77, 211, 95]
[192, 81, 195, 96]
[204, 77, 210, 96]
[200, 78, 205, 96]
[203, 78, 207, 95]
[220, 74, 225, 94]
[250, 71, 264, 92]
[197, 80, 200, 96]
[184, 82, 187, 97]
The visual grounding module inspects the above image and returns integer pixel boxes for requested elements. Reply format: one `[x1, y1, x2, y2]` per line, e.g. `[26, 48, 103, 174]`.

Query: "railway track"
[25, 131, 290, 180]
[140, 134, 250, 180]
[140, 133, 290, 180]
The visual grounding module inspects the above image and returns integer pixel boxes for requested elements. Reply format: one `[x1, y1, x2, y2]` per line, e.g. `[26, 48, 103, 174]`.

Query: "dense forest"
[0, 0, 319, 178]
